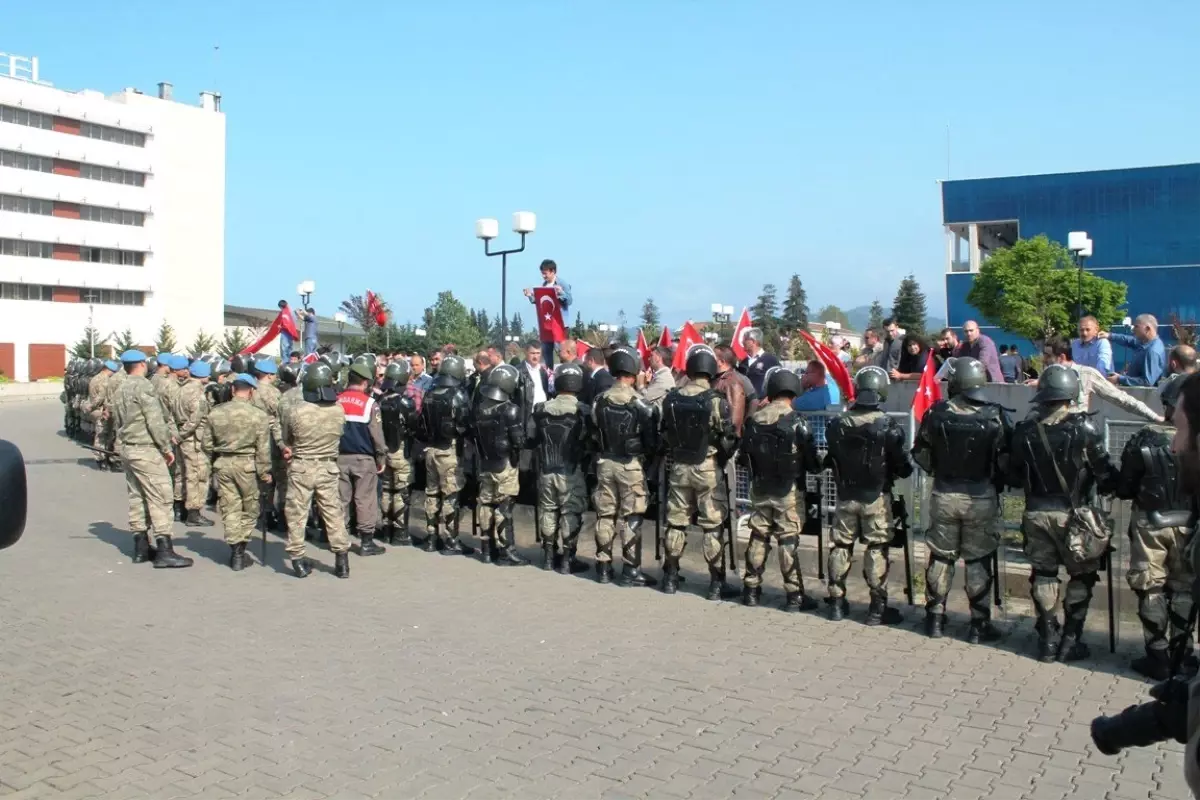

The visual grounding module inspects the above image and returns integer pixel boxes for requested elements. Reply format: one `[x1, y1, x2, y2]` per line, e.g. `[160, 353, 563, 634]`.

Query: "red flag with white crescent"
[671, 321, 703, 371]
[912, 351, 943, 423]
[534, 287, 567, 343]
[635, 329, 651, 369]
[797, 329, 855, 402]
[730, 307, 753, 362]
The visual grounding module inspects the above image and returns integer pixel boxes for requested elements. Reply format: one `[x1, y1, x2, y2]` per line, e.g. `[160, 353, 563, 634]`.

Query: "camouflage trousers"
[593, 458, 647, 566]
[120, 444, 173, 538]
[170, 445, 183, 503]
[271, 452, 287, 516]
[285, 458, 350, 558]
[1023, 509, 1101, 634]
[424, 446, 463, 543]
[744, 487, 806, 594]
[537, 469, 588, 553]
[828, 495, 892, 601]
[1128, 510, 1195, 654]
[91, 411, 109, 462]
[380, 448, 412, 535]
[179, 439, 211, 511]
[214, 456, 261, 545]
[478, 463, 520, 550]
[664, 460, 727, 568]
[924, 490, 1000, 621]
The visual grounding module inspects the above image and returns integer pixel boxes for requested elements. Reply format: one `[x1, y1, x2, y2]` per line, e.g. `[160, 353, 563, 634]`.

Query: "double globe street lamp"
[475, 212, 537, 346]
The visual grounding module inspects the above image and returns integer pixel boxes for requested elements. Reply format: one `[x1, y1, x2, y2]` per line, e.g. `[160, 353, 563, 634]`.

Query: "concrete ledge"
[0, 383, 64, 403]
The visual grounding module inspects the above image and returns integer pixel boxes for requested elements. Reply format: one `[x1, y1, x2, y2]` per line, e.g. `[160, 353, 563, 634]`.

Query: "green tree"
[616, 309, 630, 344]
[510, 312, 525, 342]
[154, 320, 177, 353]
[780, 275, 809, 331]
[967, 234, 1127, 343]
[867, 300, 885, 332]
[110, 328, 137, 354]
[640, 297, 662, 342]
[425, 291, 485, 351]
[814, 305, 851, 329]
[188, 329, 218, 358]
[571, 312, 586, 339]
[751, 284, 779, 332]
[218, 328, 251, 358]
[72, 327, 102, 359]
[891, 274, 929, 336]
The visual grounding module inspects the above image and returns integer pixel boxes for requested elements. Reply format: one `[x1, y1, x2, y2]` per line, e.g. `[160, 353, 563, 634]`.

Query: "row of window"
[0, 194, 146, 226]
[0, 149, 52, 173]
[0, 149, 147, 187]
[0, 195, 53, 215]
[0, 282, 145, 306]
[0, 104, 146, 147]
[0, 239, 52, 258]
[0, 238, 146, 265]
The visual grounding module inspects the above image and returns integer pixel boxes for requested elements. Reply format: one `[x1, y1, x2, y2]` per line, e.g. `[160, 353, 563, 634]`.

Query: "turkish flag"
[241, 305, 303, 355]
[671, 321, 703, 371]
[576, 340, 591, 360]
[366, 290, 388, 328]
[912, 352, 943, 423]
[658, 326, 673, 349]
[303, 352, 319, 364]
[797, 329, 855, 403]
[635, 329, 651, 369]
[730, 307, 753, 362]
[534, 288, 567, 343]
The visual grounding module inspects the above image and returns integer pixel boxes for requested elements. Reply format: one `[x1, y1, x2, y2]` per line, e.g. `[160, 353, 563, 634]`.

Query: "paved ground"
[0, 399, 1188, 799]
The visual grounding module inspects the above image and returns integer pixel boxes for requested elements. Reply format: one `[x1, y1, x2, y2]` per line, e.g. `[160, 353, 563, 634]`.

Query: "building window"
[79, 205, 145, 226]
[80, 247, 144, 266]
[0, 283, 52, 301]
[0, 104, 54, 131]
[0, 282, 143, 305]
[0, 239, 54, 258]
[80, 121, 146, 148]
[0, 149, 54, 173]
[79, 162, 146, 187]
[0, 194, 53, 215]
[78, 288, 144, 306]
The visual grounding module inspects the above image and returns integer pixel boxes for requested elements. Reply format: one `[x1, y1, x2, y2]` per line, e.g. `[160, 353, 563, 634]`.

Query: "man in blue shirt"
[998, 345, 1023, 383]
[524, 259, 573, 367]
[792, 361, 842, 412]
[1104, 314, 1166, 387]
[1071, 315, 1113, 376]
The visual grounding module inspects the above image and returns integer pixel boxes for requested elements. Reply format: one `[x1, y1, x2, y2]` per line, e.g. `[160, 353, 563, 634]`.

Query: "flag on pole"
[912, 352, 943, 424]
[635, 329, 651, 369]
[534, 287, 567, 343]
[730, 307, 753, 362]
[797, 329, 855, 403]
[365, 290, 388, 328]
[671, 321, 704, 371]
[240, 305, 302, 355]
[658, 326, 673, 349]
[576, 340, 592, 361]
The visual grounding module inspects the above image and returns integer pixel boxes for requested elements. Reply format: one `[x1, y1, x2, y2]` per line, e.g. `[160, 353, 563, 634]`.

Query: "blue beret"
[104, 360, 120, 371]
[233, 373, 258, 388]
[189, 361, 211, 379]
[119, 349, 147, 363]
[253, 359, 277, 375]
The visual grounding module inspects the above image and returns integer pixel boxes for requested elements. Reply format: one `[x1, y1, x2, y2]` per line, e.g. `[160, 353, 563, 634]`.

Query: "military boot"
[358, 530, 386, 557]
[496, 546, 527, 566]
[152, 536, 193, 569]
[173, 500, 186, 522]
[185, 509, 211, 527]
[661, 558, 680, 594]
[542, 542, 556, 571]
[132, 533, 152, 564]
[742, 584, 761, 607]
[292, 558, 313, 578]
[334, 551, 350, 579]
[596, 561, 614, 584]
[966, 619, 1003, 644]
[421, 530, 438, 552]
[784, 592, 819, 612]
[829, 597, 850, 621]
[924, 611, 947, 639]
[1131, 649, 1171, 681]
[865, 595, 902, 626]
[565, 550, 589, 574]
[230, 541, 252, 571]
[205, 486, 218, 510]
[706, 569, 729, 601]
[1035, 615, 1060, 663]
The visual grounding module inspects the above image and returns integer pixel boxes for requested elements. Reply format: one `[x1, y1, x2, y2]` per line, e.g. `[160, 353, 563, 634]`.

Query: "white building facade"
[0, 52, 225, 381]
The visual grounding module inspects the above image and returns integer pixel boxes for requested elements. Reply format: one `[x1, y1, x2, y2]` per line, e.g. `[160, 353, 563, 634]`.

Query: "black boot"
[496, 546, 527, 566]
[230, 541, 249, 572]
[967, 619, 1003, 644]
[1131, 649, 1172, 681]
[566, 550, 589, 574]
[152, 536, 193, 569]
[1035, 615, 1060, 662]
[866, 595, 902, 626]
[185, 509, 211, 527]
[421, 532, 438, 552]
[829, 597, 849, 621]
[441, 536, 465, 555]
[292, 557, 312, 578]
[358, 530, 386, 556]
[173, 500, 185, 522]
[542, 543, 556, 571]
[334, 551, 350, 579]
[785, 591, 819, 612]
[661, 558, 680, 594]
[1056, 629, 1090, 663]
[205, 487, 218, 510]
[596, 561, 614, 584]
[132, 533, 151, 564]
[706, 569, 728, 601]
[479, 537, 493, 563]
[742, 584, 760, 607]
[925, 611, 947, 639]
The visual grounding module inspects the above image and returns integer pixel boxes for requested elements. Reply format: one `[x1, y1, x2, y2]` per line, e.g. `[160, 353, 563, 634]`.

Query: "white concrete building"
[0, 52, 225, 381]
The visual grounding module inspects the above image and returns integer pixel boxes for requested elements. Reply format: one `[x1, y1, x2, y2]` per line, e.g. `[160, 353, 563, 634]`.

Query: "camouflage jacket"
[112, 375, 172, 451]
[200, 397, 271, 480]
[283, 400, 345, 460]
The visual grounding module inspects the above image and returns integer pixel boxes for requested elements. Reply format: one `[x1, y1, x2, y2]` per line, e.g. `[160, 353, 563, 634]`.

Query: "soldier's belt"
[292, 456, 338, 462]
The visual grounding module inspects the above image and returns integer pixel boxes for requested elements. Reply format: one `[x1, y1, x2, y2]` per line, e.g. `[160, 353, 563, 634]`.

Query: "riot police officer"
[206, 359, 234, 406]
[590, 346, 660, 586]
[1009, 365, 1119, 662]
[379, 360, 418, 545]
[824, 367, 913, 624]
[912, 357, 1012, 642]
[529, 363, 592, 574]
[1115, 373, 1196, 679]
[415, 355, 472, 553]
[660, 345, 738, 597]
[740, 367, 823, 610]
[470, 364, 527, 565]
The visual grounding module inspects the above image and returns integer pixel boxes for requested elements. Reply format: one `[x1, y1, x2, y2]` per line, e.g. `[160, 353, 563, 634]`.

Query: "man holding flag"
[525, 259, 572, 366]
[911, 357, 1013, 643]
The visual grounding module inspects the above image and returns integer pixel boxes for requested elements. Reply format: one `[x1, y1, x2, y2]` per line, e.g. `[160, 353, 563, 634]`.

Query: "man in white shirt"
[522, 343, 550, 408]
[1037, 337, 1162, 422]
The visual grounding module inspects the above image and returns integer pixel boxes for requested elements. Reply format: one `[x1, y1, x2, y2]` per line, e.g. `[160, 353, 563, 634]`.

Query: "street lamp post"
[333, 311, 346, 353]
[1067, 231, 1093, 322]
[475, 212, 536, 347]
[297, 280, 316, 354]
[88, 303, 95, 357]
[710, 303, 734, 340]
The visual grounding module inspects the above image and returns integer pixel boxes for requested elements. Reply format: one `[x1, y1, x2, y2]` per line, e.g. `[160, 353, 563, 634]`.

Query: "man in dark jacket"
[738, 328, 781, 397]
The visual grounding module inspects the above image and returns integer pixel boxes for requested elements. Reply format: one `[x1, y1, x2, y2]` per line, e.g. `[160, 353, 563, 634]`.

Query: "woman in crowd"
[890, 334, 930, 381]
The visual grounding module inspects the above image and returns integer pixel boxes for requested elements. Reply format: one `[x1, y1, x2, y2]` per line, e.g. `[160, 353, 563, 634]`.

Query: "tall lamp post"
[297, 280, 315, 354]
[1067, 231, 1093, 322]
[710, 303, 734, 340]
[475, 212, 537, 347]
[333, 311, 346, 353]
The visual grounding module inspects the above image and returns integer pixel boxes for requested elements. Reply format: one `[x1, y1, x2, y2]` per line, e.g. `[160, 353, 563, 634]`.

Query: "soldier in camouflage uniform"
[379, 360, 418, 545]
[272, 362, 303, 530]
[1115, 373, 1196, 679]
[1009, 365, 1119, 662]
[111, 350, 192, 569]
[660, 345, 738, 597]
[740, 367, 823, 610]
[414, 355, 471, 553]
[172, 360, 213, 526]
[281, 362, 351, 579]
[824, 367, 913, 624]
[529, 363, 592, 574]
[103, 355, 128, 464]
[912, 358, 1013, 643]
[248, 358, 284, 529]
[469, 364, 527, 565]
[590, 346, 660, 586]
[166, 355, 191, 519]
[200, 372, 271, 571]
[86, 359, 116, 467]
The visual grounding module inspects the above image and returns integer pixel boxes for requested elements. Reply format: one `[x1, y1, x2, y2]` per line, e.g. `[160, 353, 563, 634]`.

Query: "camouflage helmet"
[947, 357, 987, 402]
[1033, 364, 1080, 405]
[853, 366, 890, 408]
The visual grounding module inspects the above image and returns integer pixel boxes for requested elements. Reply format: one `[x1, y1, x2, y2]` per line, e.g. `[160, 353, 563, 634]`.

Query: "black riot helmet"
[685, 345, 718, 379]
[384, 360, 410, 385]
[948, 357, 988, 402]
[229, 354, 248, 374]
[765, 366, 803, 400]
[481, 364, 519, 401]
[302, 362, 338, 403]
[607, 346, 640, 378]
[277, 362, 300, 387]
[435, 355, 466, 385]
[213, 359, 233, 378]
[853, 366, 889, 408]
[145, 356, 158, 376]
[1033, 364, 1079, 405]
[553, 363, 585, 395]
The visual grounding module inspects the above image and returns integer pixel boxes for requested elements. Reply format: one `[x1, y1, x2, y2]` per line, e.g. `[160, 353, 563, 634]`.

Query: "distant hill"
[843, 305, 946, 335]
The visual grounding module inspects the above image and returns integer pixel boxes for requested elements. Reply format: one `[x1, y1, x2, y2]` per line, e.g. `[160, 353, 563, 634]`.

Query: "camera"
[1091, 675, 1189, 755]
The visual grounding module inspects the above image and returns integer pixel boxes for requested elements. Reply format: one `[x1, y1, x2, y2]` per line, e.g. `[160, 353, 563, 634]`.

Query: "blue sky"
[7, 1, 1198, 329]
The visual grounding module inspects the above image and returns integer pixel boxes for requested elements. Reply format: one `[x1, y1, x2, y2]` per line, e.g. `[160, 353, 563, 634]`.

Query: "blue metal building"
[941, 163, 1200, 352]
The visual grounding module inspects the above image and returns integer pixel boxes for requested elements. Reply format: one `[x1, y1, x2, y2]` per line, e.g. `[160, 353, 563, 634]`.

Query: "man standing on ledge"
[1103, 314, 1166, 387]
[524, 259, 573, 366]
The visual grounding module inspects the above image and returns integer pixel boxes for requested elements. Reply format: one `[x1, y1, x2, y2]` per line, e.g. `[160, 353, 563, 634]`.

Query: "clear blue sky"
[8, 1, 1198, 329]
